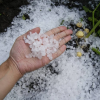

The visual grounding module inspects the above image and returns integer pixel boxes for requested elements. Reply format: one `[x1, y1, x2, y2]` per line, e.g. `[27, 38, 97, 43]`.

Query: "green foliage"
[88, 17, 98, 22]
[49, 9, 51, 11]
[60, 20, 65, 25]
[80, 18, 83, 22]
[86, 20, 100, 38]
[83, 6, 92, 13]
[92, 47, 100, 55]
[88, 17, 92, 21]
[84, 3, 100, 38]
[0, 14, 1, 15]
[22, 15, 26, 20]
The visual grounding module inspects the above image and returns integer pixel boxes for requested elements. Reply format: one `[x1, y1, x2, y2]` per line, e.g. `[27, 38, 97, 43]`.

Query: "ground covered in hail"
[0, 0, 100, 100]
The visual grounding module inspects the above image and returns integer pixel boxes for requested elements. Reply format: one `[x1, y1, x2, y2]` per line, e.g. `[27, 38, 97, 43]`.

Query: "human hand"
[9, 26, 73, 75]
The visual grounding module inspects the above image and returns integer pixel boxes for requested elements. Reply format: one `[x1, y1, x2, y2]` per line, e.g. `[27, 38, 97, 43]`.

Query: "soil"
[0, 0, 29, 33]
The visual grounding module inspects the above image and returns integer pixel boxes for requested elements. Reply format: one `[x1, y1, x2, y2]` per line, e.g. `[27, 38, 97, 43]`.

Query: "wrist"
[7, 57, 23, 79]
[0, 58, 22, 100]
[0, 59, 9, 79]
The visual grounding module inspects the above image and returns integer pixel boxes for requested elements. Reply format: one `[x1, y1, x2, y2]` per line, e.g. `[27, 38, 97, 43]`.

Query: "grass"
[83, 3, 100, 38]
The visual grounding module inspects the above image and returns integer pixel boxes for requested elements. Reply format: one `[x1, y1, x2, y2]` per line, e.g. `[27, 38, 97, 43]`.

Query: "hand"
[9, 26, 73, 75]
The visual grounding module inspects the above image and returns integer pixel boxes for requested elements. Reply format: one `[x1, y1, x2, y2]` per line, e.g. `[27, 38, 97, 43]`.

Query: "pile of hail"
[24, 32, 59, 60]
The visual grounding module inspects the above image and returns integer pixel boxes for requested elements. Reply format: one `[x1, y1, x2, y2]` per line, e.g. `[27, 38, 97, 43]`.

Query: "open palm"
[10, 26, 72, 75]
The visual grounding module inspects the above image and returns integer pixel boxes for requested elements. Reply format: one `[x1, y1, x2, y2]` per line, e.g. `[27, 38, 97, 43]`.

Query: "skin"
[0, 26, 73, 100]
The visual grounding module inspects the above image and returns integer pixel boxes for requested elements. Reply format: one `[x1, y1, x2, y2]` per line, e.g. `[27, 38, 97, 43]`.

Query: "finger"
[22, 27, 40, 38]
[41, 56, 50, 66]
[52, 45, 66, 59]
[54, 29, 73, 40]
[59, 35, 71, 47]
[45, 26, 67, 36]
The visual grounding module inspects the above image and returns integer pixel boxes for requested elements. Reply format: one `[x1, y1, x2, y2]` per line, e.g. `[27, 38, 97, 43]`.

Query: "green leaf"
[83, 6, 92, 13]
[92, 47, 100, 55]
[88, 17, 98, 22]
[49, 9, 51, 11]
[88, 17, 92, 21]
[60, 20, 65, 25]
[22, 15, 26, 20]
[80, 18, 83, 22]
[94, 18, 98, 22]
[0, 14, 1, 15]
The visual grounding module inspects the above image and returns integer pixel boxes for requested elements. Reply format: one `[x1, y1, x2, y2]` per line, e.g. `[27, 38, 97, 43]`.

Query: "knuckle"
[63, 31, 67, 37]
[57, 34, 61, 40]
[59, 39, 65, 47]
[54, 52, 58, 58]
[51, 29, 55, 34]
[63, 38, 66, 44]
[57, 27, 60, 32]
[58, 49, 62, 55]
[56, 52, 59, 57]
[42, 59, 46, 66]
[65, 30, 68, 35]
[59, 42, 61, 47]
[58, 27, 61, 32]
